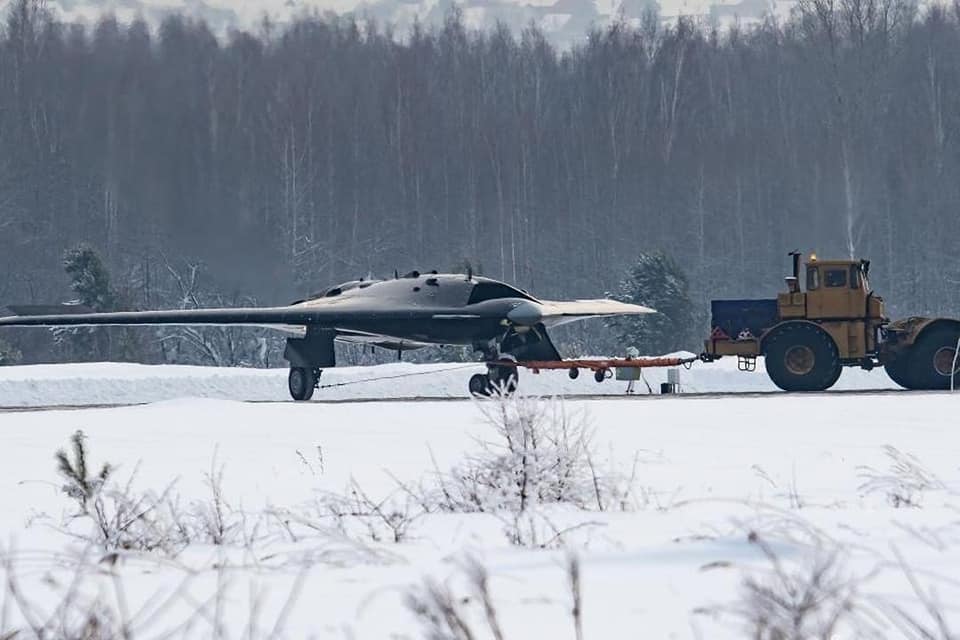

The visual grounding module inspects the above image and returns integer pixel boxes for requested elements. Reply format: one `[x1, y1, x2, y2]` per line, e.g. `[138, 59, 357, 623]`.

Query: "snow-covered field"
[0, 362, 957, 638]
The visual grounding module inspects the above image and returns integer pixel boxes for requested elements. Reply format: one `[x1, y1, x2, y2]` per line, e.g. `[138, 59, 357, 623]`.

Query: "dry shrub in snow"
[406, 555, 584, 640]
[1, 552, 122, 640]
[279, 394, 638, 549]
[857, 445, 946, 508]
[55, 431, 246, 555]
[873, 547, 957, 640]
[733, 532, 869, 640]
[186, 456, 241, 546]
[498, 508, 605, 549]
[750, 464, 807, 510]
[284, 480, 423, 544]
[267, 394, 637, 550]
[0, 546, 308, 640]
[423, 394, 639, 514]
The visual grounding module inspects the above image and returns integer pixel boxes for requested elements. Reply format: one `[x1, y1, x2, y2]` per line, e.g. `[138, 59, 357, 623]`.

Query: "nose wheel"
[469, 364, 520, 397]
[469, 373, 490, 396]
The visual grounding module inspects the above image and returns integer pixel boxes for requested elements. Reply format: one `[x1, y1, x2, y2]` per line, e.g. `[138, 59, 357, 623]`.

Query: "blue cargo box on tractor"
[710, 299, 778, 341]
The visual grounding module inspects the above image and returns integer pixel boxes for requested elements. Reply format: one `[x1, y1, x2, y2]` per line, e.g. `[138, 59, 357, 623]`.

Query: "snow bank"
[0, 356, 898, 407]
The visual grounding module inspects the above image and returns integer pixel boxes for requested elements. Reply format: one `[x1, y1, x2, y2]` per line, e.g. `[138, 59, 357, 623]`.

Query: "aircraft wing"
[536, 299, 655, 327]
[0, 304, 427, 329]
[0, 297, 654, 332]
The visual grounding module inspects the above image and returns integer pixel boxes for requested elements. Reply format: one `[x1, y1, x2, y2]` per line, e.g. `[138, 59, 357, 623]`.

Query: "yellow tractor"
[703, 252, 960, 391]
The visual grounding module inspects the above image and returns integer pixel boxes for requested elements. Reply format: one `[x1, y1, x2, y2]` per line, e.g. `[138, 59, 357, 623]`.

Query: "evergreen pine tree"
[64, 245, 117, 312]
[605, 253, 697, 356]
[56, 245, 119, 361]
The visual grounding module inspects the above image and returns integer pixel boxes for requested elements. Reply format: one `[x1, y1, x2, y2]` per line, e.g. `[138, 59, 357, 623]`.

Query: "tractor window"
[825, 269, 848, 288]
[849, 265, 860, 290]
[806, 266, 820, 291]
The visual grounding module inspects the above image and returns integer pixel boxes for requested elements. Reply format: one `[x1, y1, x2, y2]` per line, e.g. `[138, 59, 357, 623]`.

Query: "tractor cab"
[779, 253, 883, 324]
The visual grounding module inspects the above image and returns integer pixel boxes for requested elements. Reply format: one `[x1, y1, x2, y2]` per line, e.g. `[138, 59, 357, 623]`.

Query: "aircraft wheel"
[763, 322, 840, 392]
[594, 369, 606, 383]
[469, 373, 491, 397]
[568, 368, 580, 380]
[490, 365, 519, 395]
[288, 367, 317, 401]
[906, 326, 960, 390]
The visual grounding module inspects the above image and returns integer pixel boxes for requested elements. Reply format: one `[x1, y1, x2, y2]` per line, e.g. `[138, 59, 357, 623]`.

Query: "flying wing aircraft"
[0, 271, 653, 400]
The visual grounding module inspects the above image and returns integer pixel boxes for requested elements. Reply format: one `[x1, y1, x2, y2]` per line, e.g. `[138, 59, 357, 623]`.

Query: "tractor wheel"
[469, 373, 491, 397]
[905, 326, 960, 390]
[288, 367, 317, 401]
[763, 323, 841, 392]
[825, 362, 843, 389]
[881, 351, 918, 390]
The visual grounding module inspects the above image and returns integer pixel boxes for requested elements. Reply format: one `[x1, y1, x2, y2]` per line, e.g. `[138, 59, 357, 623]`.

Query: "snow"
[0, 361, 957, 638]
[0, 356, 897, 407]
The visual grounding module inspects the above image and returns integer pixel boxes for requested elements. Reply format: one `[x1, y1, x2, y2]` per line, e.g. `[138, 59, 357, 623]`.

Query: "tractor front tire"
[288, 367, 317, 401]
[905, 326, 960, 390]
[763, 323, 841, 392]
[824, 361, 843, 389]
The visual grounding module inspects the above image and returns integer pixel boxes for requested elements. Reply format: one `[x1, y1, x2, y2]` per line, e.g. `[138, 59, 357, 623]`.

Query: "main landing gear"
[289, 367, 322, 401]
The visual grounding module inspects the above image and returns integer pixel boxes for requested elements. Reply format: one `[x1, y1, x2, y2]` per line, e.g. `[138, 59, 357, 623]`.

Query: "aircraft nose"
[506, 300, 543, 326]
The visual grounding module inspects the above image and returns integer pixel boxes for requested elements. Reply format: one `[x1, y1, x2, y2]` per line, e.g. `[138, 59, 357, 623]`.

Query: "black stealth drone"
[0, 271, 652, 400]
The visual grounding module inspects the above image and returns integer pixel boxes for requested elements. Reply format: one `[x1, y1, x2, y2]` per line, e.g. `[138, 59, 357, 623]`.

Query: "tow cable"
[317, 363, 480, 390]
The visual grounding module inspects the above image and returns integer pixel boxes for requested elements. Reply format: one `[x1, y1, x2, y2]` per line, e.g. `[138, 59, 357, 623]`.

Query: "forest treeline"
[1, 0, 959, 364]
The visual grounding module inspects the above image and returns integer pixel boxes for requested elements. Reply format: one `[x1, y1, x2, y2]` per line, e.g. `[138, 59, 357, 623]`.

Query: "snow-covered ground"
[0, 356, 898, 407]
[0, 362, 957, 638]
